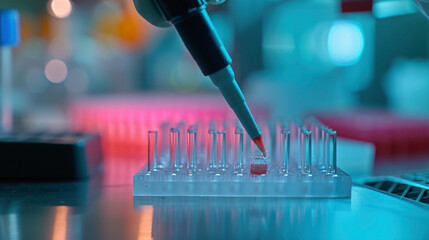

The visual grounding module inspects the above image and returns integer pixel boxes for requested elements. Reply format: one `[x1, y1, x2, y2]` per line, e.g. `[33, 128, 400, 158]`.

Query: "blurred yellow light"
[49, 0, 72, 19]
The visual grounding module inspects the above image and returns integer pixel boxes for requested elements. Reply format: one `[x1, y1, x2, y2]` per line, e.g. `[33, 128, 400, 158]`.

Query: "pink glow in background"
[68, 94, 268, 184]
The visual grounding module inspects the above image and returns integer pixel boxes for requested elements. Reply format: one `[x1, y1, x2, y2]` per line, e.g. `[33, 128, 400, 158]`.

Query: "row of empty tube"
[146, 117, 338, 175]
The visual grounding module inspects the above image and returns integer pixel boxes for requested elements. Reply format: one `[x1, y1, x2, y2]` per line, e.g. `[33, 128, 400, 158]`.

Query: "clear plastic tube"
[148, 131, 159, 171]
[250, 150, 268, 175]
[234, 127, 244, 172]
[308, 117, 324, 171]
[250, 141, 269, 175]
[288, 122, 298, 170]
[312, 125, 320, 169]
[327, 130, 337, 174]
[217, 131, 227, 170]
[300, 129, 312, 174]
[187, 128, 197, 172]
[296, 125, 302, 170]
[177, 121, 186, 166]
[280, 129, 290, 173]
[170, 128, 180, 171]
[321, 128, 327, 172]
[207, 129, 217, 170]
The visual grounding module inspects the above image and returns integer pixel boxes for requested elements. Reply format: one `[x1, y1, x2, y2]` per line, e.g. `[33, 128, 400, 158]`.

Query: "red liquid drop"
[250, 164, 267, 175]
[252, 135, 267, 157]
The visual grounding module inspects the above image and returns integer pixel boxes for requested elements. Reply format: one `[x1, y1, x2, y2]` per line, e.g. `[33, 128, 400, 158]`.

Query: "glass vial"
[300, 129, 312, 174]
[280, 129, 291, 173]
[234, 127, 244, 172]
[187, 128, 197, 172]
[207, 129, 217, 170]
[148, 131, 159, 171]
[250, 141, 269, 175]
[170, 128, 180, 171]
[217, 131, 227, 170]
[327, 130, 337, 174]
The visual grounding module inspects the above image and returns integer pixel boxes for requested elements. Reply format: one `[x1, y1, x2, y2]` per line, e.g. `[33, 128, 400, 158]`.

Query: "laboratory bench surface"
[0, 159, 428, 240]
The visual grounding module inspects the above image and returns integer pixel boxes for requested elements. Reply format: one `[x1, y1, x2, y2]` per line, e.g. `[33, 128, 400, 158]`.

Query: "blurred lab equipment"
[364, 174, 429, 207]
[317, 111, 429, 160]
[384, 59, 429, 116]
[0, 9, 19, 132]
[0, 132, 102, 180]
[0, 8, 103, 180]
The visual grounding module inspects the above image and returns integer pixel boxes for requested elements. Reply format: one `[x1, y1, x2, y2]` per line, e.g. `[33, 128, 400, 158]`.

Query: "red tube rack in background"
[68, 94, 268, 161]
[316, 111, 429, 161]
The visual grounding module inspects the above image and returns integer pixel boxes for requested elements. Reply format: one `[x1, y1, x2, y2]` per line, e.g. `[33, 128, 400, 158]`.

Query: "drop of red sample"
[252, 135, 267, 157]
[250, 164, 267, 175]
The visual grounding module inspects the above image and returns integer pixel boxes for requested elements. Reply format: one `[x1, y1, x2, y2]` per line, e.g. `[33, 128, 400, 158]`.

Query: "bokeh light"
[48, 0, 73, 19]
[328, 21, 364, 66]
[45, 59, 68, 83]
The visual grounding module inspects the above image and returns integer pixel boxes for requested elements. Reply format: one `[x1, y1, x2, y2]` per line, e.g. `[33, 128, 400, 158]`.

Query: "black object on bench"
[0, 131, 103, 180]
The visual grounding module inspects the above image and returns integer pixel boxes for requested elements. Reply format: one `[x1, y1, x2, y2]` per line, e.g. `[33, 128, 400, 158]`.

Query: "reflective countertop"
[0, 159, 428, 240]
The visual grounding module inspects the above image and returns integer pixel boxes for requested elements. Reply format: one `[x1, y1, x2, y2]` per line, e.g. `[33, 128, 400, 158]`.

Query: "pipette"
[146, 0, 267, 154]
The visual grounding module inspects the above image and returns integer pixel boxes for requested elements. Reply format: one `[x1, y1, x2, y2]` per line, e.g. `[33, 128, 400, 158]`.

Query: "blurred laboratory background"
[2, 0, 429, 239]
[3, 0, 429, 164]
[3, 0, 428, 120]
